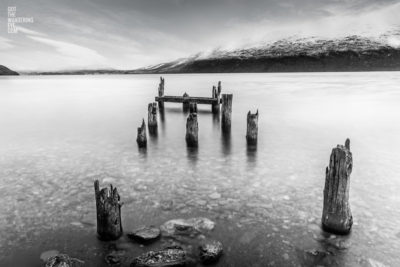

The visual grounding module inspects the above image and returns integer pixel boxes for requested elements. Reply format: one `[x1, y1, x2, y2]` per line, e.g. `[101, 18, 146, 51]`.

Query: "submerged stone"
[105, 250, 126, 266]
[160, 200, 174, 211]
[209, 192, 221, 200]
[45, 254, 84, 267]
[199, 240, 223, 264]
[127, 226, 161, 243]
[160, 218, 215, 237]
[131, 248, 186, 267]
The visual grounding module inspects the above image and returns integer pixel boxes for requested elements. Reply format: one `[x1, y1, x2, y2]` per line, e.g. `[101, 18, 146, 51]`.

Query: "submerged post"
[221, 94, 233, 132]
[246, 110, 258, 145]
[158, 77, 165, 109]
[211, 86, 220, 114]
[186, 113, 198, 147]
[182, 92, 190, 112]
[94, 180, 123, 240]
[148, 102, 158, 134]
[136, 119, 147, 148]
[322, 138, 353, 235]
[189, 102, 197, 114]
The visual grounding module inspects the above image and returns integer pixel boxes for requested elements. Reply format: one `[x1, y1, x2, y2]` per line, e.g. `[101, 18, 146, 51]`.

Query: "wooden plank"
[155, 96, 222, 104]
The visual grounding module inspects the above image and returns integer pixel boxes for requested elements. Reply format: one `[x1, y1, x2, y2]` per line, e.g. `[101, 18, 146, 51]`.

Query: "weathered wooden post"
[217, 81, 222, 95]
[183, 92, 190, 112]
[211, 86, 220, 114]
[94, 180, 123, 240]
[189, 102, 197, 114]
[136, 119, 147, 148]
[158, 77, 165, 109]
[186, 113, 198, 147]
[322, 138, 353, 234]
[148, 102, 157, 134]
[246, 110, 258, 145]
[221, 94, 233, 132]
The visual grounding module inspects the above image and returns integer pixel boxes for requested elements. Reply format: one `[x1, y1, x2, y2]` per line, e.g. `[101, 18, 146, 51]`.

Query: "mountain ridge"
[23, 34, 400, 75]
[0, 65, 19, 76]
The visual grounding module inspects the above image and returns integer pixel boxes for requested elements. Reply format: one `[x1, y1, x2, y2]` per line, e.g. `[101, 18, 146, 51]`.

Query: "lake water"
[0, 73, 399, 267]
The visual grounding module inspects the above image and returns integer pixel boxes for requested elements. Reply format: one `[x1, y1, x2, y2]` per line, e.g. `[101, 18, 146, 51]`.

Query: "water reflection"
[186, 146, 198, 165]
[212, 112, 220, 127]
[246, 145, 257, 164]
[138, 147, 147, 158]
[221, 130, 231, 156]
[1, 73, 400, 266]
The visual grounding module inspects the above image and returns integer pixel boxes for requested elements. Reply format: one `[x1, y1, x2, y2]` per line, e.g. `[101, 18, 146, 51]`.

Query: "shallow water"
[0, 73, 399, 267]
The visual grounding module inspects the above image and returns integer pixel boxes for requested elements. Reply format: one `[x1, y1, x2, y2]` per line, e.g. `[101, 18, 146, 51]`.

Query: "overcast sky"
[1, 0, 399, 71]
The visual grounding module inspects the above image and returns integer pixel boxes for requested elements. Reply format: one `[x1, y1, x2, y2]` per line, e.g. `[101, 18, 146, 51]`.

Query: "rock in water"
[105, 250, 126, 266]
[131, 248, 186, 267]
[199, 240, 223, 264]
[40, 250, 60, 262]
[160, 218, 215, 237]
[45, 254, 84, 267]
[127, 226, 161, 243]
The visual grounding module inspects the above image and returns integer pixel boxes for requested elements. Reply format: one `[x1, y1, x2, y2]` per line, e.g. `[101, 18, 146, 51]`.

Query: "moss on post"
[246, 110, 258, 146]
[148, 102, 158, 135]
[221, 94, 233, 132]
[182, 92, 190, 112]
[322, 138, 353, 235]
[189, 102, 197, 114]
[94, 180, 123, 241]
[211, 85, 220, 114]
[186, 113, 198, 147]
[158, 77, 165, 109]
[136, 119, 147, 148]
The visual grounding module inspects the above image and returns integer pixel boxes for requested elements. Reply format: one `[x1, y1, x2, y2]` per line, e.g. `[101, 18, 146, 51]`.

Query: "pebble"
[283, 253, 289, 260]
[209, 192, 221, 200]
[199, 240, 223, 264]
[161, 217, 215, 237]
[105, 250, 126, 266]
[131, 248, 186, 267]
[40, 250, 59, 262]
[44, 254, 84, 267]
[127, 226, 161, 243]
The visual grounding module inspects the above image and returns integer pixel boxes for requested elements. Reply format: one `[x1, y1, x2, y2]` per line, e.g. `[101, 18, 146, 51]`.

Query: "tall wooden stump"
[94, 180, 123, 240]
[186, 113, 198, 147]
[217, 81, 222, 95]
[136, 119, 147, 148]
[189, 102, 197, 114]
[246, 110, 258, 145]
[182, 92, 190, 112]
[221, 94, 233, 132]
[211, 86, 220, 114]
[158, 77, 165, 109]
[148, 102, 158, 135]
[322, 138, 353, 234]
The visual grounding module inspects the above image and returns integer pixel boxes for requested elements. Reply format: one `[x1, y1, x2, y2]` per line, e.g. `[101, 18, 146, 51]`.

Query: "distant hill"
[0, 65, 19, 75]
[132, 35, 400, 73]
[25, 34, 400, 75]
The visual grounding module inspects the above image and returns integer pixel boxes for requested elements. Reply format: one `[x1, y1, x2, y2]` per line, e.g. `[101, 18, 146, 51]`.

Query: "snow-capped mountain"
[132, 34, 400, 73]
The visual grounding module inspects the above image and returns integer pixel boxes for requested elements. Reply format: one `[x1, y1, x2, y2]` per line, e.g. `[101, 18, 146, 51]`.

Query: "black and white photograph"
[0, 0, 400, 266]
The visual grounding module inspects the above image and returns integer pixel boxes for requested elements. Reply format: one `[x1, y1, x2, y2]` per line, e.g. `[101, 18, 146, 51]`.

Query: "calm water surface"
[0, 73, 399, 267]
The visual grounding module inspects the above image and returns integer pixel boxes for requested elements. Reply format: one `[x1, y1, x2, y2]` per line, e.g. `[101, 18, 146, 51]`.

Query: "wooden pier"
[155, 95, 222, 105]
[155, 77, 223, 113]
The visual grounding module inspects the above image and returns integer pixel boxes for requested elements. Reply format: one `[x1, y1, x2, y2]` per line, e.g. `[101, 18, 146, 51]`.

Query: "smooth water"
[0, 73, 399, 267]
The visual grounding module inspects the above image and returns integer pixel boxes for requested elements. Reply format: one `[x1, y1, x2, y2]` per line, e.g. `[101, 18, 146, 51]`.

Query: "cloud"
[26, 35, 107, 68]
[0, 37, 14, 50]
[209, 1, 400, 50]
[16, 26, 47, 37]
